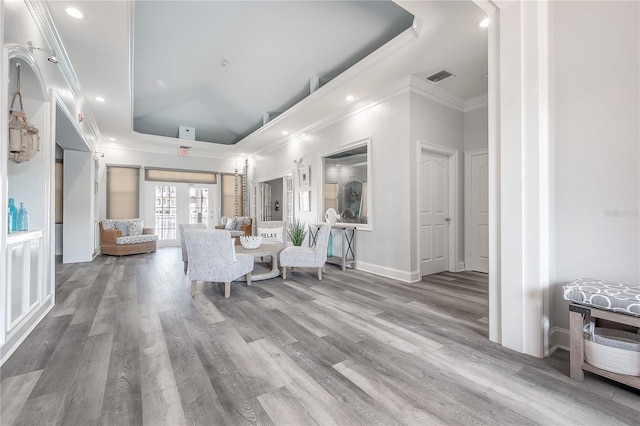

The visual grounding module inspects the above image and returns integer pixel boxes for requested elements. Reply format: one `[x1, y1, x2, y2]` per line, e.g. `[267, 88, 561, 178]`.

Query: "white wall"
[464, 106, 488, 152]
[254, 91, 412, 280]
[551, 1, 640, 332]
[98, 145, 238, 221]
[409, 91, 465, 270]
[63, 150, 94, 263]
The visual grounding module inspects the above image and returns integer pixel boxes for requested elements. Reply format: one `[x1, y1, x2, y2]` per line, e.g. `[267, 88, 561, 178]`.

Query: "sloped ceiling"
[132, 1, 414, 144]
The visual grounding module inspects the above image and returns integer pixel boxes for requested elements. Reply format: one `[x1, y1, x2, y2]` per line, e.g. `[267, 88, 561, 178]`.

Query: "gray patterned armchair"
[280, 223, 331, 280]
[183, 229, 254, 298]
[179, 223, 207, 273]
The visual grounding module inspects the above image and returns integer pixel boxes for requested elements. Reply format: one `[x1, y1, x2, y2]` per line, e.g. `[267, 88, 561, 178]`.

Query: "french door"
[144, 182, 215, 247]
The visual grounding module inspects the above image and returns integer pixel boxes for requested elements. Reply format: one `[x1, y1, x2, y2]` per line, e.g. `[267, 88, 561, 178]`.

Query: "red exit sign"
[178, 147, 190, 156]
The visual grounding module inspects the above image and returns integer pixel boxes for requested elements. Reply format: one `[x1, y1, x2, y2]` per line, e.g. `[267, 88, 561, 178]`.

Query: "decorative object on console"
[7, 198, 17, 233]
[240, 235, 262, 249]
[8, 63, 40, 163]
[16, 202, 29, 231]
[287, 218, 307, 246]
[325, 208, 338, 226]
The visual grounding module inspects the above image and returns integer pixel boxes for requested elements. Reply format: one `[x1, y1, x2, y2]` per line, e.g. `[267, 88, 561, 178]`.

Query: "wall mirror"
[322, 139, 370, 228]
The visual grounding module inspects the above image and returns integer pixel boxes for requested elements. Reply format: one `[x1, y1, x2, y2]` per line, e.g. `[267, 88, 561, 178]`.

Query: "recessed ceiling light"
[345, 95, 354, 101]
[108, 137, 116, 141]
[95, 96, 105, 102]
[282, 130, 288, 135]
[477, 17, 490, 28]
[66, 7, 84, 19]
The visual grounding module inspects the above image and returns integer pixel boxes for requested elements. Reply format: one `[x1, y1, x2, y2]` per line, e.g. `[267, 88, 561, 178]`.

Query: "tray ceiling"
[132, 1, 414, 144]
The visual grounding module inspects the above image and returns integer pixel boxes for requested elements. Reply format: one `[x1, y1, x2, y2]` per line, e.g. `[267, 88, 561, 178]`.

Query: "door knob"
[445, 217, 451, 223]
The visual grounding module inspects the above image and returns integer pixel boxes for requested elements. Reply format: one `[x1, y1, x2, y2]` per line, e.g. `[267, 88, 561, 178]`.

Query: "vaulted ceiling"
[46, 0, 488, 154]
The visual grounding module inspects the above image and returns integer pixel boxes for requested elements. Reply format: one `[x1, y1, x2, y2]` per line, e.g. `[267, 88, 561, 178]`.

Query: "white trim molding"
[549, 326, 570, 354]
[357, 261, 416, 283]
[464, 94, 489, 112]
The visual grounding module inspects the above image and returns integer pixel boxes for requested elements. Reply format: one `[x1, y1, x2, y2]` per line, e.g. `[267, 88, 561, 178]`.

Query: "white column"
[477, 0, 551, 357]
[63, 150, 95, 263]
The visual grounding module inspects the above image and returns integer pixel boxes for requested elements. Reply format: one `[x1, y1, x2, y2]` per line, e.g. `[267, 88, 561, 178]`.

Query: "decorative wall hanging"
[8, 64, 40, 163]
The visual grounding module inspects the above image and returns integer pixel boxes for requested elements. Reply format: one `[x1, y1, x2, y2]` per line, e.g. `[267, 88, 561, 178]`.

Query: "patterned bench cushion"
[563, 278, 640, 317]
[116, 234, 158, 245]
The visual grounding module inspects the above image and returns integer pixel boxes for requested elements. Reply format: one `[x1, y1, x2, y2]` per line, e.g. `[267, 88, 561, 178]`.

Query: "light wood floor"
[1, 248, 639, 425]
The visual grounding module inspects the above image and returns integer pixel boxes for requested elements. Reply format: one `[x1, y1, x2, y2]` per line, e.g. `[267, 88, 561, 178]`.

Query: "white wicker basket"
[240, 235, 262, 249]
[584, 327, 640, 376]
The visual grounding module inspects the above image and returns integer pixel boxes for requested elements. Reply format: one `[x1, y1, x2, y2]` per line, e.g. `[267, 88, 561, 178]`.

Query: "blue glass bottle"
[8, 198, 17, 233]
[17, 202, 29, 232]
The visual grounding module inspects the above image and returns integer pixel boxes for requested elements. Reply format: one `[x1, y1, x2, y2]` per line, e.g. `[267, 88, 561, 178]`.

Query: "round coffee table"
[235, 242, 285, 281]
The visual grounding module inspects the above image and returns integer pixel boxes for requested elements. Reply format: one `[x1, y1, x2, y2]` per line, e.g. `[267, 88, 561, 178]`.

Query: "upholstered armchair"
[178, 223, 207, 273]
[183, 229, 254, 298]
[280, 223, 331, 280]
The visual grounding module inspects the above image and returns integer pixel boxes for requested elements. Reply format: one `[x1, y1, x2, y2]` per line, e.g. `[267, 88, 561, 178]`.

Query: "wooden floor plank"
[138, 304, 187, 426]
[0, 247, 637, 426]
[60, 332, 113, 425]
[0, 369, 43, 426]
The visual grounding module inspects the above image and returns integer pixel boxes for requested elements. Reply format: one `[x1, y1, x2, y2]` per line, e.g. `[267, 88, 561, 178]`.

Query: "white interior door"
[144, 182, 214, 247]
[420, 151, 449, 276]
[466, 151, 489, 273]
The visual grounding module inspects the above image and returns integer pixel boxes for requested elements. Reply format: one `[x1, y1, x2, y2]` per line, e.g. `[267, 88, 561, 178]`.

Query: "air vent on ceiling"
[426, 70, 454, 83]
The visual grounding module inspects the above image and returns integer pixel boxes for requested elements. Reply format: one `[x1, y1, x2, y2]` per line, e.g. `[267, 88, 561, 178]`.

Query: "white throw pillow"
[224, 218, 236, 230]
[257, 227, 284, 243]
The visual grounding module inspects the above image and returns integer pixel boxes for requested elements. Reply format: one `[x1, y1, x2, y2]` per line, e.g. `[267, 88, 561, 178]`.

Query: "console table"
[309, 224, 357, 271]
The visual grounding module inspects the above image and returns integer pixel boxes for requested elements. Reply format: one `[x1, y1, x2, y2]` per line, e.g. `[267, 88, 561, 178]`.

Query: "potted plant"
[287, 218, 307, 246]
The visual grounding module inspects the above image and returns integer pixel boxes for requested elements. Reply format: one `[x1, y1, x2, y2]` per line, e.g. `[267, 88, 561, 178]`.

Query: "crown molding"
[408, 75, 466, 111]
[101, 131, 235, 160]
[236, 25, 419, 151]
[464, 94, 489, 112]
[25, 0, 101, 146]
[250, 76, 413, 158]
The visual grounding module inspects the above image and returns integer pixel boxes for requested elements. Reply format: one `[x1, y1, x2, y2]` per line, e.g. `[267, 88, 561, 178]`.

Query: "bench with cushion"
[100, 218, 157, 256]
[563, 278, 640, 389]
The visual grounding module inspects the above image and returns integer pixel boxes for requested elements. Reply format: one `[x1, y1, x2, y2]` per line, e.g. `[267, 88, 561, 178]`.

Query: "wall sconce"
[27, 40, 58, 64]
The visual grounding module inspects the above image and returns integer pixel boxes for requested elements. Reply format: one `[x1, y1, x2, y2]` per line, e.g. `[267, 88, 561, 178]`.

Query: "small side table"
[309, 224, 357, 271]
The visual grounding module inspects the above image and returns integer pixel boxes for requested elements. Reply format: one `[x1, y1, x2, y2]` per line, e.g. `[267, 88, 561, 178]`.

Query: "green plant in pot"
[287, 218, 307, 246]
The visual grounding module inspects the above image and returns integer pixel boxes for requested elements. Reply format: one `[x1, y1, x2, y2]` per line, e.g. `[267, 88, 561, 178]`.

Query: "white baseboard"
[549, 326, 570, 354]
[355, 261, 415, 283]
